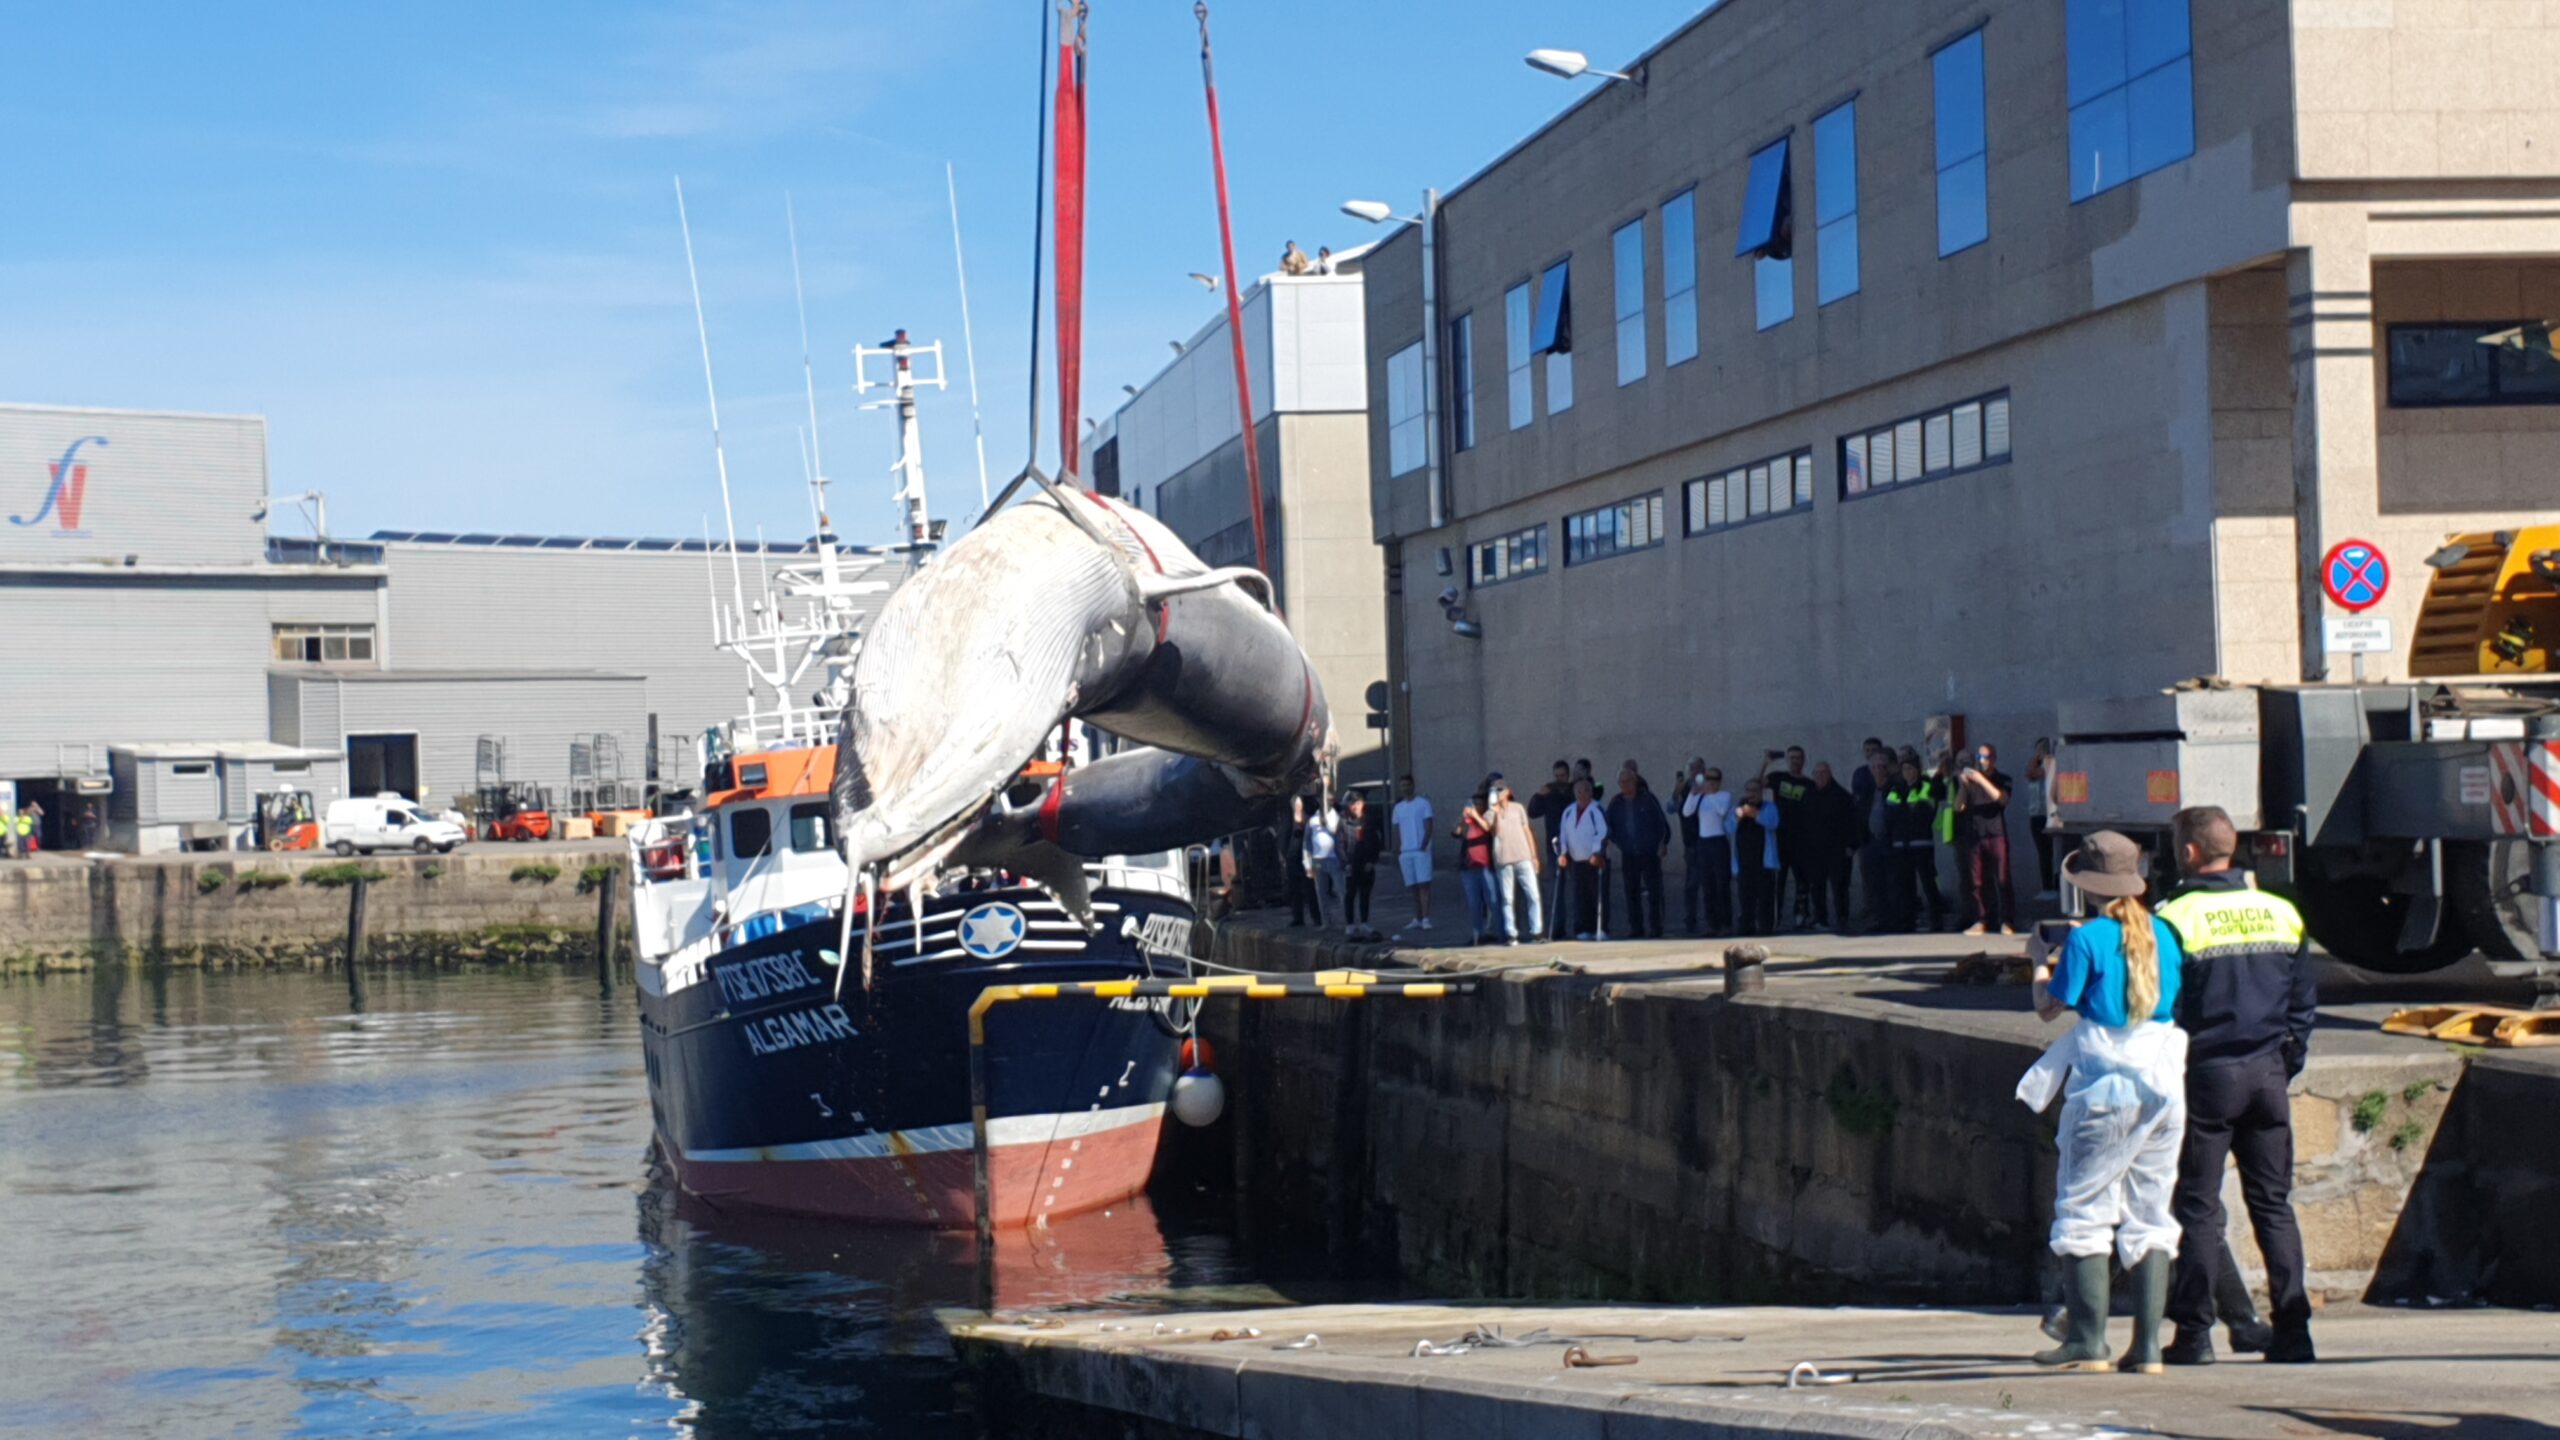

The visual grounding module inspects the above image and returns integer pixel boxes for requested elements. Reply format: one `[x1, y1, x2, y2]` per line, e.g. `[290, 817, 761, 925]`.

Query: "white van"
[323, 795, 468, 856]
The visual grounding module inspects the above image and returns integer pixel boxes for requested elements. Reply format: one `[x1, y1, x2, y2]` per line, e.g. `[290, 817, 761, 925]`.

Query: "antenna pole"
[676, 177, 750, 627]
[787, 194, 833, 534]
[947, 161, 994, 516]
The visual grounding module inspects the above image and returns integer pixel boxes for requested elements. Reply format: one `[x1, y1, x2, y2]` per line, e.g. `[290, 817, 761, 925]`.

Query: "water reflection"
[0, 965, 1251, 1437]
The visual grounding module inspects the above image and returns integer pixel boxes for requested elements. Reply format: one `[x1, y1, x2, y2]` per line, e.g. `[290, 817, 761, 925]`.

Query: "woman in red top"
[1454, 788, 1497, 946]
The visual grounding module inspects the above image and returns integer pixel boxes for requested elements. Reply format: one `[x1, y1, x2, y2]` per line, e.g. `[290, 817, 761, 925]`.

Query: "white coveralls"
[2017, 1017, 2188, 1265]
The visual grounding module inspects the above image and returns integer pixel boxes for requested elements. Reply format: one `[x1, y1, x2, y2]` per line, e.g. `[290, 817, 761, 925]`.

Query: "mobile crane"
[2052, 527, 2560, 984]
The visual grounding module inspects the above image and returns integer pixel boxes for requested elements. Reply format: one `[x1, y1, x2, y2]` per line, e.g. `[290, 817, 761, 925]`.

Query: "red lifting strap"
[1054, 3, 1089, 482]
[1195, 2, 1271, 584]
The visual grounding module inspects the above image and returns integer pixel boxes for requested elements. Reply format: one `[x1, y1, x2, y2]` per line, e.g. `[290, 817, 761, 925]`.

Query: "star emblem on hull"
[958, 902, 1027, 960]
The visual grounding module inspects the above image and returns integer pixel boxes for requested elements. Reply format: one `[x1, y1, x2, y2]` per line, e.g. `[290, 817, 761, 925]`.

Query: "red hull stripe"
[668, 1109, 1165, 1229]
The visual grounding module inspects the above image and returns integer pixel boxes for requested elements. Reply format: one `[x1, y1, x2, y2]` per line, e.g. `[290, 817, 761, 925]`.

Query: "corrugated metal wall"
[236, 757, 344, 809]
[0, 572, 383, 775]
[314, 674, 648, 808]
[0, 406, 268, 568]
[380, 544, 909, 762]
[150, 758, 222, 822]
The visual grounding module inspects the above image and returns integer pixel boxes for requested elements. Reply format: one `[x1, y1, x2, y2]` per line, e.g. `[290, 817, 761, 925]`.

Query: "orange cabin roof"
[708, 745, 837, 808]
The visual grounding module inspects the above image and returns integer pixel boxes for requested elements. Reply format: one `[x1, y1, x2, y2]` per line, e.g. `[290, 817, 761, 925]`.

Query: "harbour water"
[0, 964, 1253, 1437]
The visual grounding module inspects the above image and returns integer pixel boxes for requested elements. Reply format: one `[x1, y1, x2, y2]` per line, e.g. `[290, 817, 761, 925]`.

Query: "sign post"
[2319, 539, 2391, 683]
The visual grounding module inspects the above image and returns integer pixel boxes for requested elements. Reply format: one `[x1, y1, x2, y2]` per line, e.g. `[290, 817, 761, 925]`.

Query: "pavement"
[1235, 868, 2559, 1071]
[953, 1299, 2560, 1439]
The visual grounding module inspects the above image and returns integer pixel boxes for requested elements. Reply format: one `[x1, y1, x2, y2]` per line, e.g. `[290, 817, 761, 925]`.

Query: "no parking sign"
[2321, 539, 2389, 613]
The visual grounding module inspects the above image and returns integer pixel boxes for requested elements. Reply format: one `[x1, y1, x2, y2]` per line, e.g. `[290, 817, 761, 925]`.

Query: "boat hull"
[637, 884, 1197, 1228]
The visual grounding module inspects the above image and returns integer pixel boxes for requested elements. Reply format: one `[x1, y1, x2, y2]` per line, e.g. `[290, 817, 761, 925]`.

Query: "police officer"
[2156, 805, 2317, 1365]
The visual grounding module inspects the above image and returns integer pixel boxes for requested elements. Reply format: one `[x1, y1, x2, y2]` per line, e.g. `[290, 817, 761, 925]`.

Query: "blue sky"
[3, 1, 1704, 547]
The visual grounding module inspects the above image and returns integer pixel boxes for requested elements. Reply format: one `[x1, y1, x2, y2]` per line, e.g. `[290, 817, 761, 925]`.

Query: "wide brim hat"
[2062, 830, 2148, 898]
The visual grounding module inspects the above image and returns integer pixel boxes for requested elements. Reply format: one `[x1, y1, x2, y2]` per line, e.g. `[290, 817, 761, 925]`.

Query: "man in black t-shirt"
[1956, 742, 2016, 935]
[1765, 746, 1819, 927]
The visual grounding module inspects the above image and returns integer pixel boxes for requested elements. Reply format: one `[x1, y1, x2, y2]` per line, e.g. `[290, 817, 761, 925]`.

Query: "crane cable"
[1194, 1, 1273, 583]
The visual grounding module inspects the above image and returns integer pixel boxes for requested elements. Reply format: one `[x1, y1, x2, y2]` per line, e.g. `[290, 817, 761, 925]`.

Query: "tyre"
[2294, 870, 2471, 974]
[414, 837, 435, 854]
[2447, 839, 2538, 963]
[332, 840, 355, 857]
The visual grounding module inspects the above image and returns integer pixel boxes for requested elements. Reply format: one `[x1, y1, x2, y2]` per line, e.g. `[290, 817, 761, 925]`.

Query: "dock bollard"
[595, 870, 618, 988]
[1723, 943, 1767, 996]
[344, 872, 370, 1011]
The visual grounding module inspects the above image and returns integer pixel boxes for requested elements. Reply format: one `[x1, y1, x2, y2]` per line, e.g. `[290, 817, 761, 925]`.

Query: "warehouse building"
[0, 401, 905, 852]
[1109, 257, 1392, 782]
[1359, 0, 2560, 834]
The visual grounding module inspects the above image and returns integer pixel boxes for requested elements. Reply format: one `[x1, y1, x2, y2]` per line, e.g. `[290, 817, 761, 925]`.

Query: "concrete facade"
[1, 402, 909, 847]
[1115, 270, 1393, 783]
[1358, 0, 2560, 841]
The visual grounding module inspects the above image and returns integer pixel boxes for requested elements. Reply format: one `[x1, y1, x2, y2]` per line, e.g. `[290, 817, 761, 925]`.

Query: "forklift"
[254, 788, 320, 852]
[476, 782, 556, 843]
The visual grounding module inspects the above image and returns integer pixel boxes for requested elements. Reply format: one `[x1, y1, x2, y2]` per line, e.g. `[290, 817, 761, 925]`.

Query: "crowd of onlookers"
[1284, 737, 2062, 947]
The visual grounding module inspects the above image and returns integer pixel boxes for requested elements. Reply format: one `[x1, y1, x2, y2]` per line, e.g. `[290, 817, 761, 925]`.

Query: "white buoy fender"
[1170, 1069, 1226, 1128]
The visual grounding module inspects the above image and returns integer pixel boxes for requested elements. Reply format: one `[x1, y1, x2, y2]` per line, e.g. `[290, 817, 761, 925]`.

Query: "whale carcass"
[830, 487, 1332, 933]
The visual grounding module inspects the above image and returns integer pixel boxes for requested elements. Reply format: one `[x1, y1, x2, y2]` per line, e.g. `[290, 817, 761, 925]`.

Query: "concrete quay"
[1197, 877, 2560, 1312]
[952, 1300, 2560, 1440]
[0, 841, 631, 971]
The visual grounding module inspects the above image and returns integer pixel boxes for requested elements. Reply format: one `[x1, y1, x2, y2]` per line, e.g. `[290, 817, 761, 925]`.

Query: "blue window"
[1736, 139, 1791, 257]
[1933, 31, 1988, 256]
[1738, 137, 1794, 331]
[1533, 259, 1571, 353]
[1469, 524, 1546, 586]
[1449, 312, 1476, 450]
[1814, 102, 1858, 305]
[1505, 283, 1533, 430]
[2068, 0, 2192, 200]
[1613, 219, 1646, 386]
[1536, 259, 1574, 414]
[1661, 190, 1699, 365]
[1564, 493, 1663, 566]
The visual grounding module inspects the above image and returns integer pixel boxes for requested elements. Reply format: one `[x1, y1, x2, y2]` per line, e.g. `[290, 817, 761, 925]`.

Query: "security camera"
[1436, 586, 1460, 609]
[1452, 618, 1484, 640]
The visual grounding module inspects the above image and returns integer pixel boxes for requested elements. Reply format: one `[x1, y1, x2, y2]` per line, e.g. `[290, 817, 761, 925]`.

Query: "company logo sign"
[957, 902, 1027, 960]
[10, 436, 109, 536]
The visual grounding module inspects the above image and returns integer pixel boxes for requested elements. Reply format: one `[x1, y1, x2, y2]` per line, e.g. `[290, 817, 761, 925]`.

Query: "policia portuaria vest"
[2156, 878, 2311, 1067]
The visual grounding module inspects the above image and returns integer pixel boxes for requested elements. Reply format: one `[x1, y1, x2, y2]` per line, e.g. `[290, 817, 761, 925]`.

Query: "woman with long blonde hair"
[2019, 831, 2189, 1374]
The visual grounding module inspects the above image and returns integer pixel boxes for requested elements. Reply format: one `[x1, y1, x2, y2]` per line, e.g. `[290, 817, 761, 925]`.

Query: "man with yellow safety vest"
[2156, 805, 2317, 1366]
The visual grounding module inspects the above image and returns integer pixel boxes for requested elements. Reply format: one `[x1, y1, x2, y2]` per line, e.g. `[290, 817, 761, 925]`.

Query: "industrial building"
[0, 401, 905, 852]
[1106, 257, 1392, 782]
[1359, 0, 2560, 839]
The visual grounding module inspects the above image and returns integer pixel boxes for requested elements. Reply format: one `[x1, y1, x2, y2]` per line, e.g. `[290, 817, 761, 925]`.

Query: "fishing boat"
[625, 304, 1211, 1227]
[631, 8, 1334, 1229]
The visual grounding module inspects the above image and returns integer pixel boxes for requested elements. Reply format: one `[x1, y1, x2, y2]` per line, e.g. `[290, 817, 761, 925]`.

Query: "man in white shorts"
[1390, 774, 1436, 931]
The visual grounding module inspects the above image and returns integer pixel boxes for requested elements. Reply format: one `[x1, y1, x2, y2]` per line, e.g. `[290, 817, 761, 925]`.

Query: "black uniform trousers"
[1622, 853, 1664, 939]
[2170, 1051, 2312, 1334]
[1344, 861, 1376, 924]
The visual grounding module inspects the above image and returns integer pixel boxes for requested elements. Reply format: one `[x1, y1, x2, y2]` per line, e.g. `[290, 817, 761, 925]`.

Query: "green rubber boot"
[2032, 1254, 2115, 1371]
[2119, 1251, 2171, 1374]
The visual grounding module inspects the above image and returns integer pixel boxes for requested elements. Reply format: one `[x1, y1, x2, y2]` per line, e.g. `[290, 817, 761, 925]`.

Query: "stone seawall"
[0, 850, 627, 971]
[1201, 926, 2518, 1308]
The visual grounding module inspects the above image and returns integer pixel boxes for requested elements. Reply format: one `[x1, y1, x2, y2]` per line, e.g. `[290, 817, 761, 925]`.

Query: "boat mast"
[786, 194, 845, 592]
[853, 329, 948, 551]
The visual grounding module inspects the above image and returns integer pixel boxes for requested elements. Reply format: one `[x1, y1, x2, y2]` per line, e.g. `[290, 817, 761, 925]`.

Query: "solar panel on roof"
[590, 538, 636, 550]
[370, 530, 417, 542]
[539, 537, 585, 548]
[456, 533, 500, 544]
[499, 536, 544, 547]
[635, 539, 680, 552]
[678, 539, 710, 553]
[412, 531, 459, 544]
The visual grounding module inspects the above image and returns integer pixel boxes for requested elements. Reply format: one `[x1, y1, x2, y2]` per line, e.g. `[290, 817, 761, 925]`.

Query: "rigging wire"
[1193, 2, 1272, 580]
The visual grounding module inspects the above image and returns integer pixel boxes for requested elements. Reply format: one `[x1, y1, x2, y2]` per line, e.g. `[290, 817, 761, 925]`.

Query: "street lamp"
[1525, 47, 1644, 86]
[1341, 199, 1417, 226]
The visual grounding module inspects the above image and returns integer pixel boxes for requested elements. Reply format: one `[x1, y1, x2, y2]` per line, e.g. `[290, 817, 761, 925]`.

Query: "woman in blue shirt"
[2021, 831, 2188, 1374]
